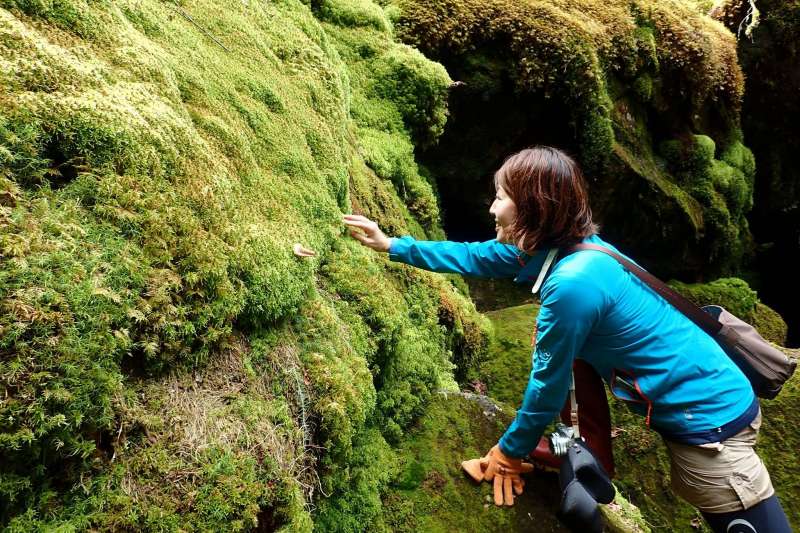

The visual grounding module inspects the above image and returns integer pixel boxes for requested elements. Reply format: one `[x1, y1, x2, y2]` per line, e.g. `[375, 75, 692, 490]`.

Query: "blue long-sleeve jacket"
[389, 234, 757, 458]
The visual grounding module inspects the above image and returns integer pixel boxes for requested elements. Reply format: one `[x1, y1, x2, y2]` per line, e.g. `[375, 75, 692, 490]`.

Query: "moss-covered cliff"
[0, 0, 488, 529]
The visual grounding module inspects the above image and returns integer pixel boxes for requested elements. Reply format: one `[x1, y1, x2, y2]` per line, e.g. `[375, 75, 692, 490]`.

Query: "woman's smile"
[490, 185, 518, 243]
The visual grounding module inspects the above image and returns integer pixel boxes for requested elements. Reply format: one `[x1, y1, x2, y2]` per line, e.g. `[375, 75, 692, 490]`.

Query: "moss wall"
[1, 0, 794, 530]
[0, 0, 490, 529]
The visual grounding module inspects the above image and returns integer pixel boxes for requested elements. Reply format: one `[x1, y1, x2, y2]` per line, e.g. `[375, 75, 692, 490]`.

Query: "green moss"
[1, 0, 105, 39]
[313, 427, 395, 532]
[3, 340, 315, 531]
[318, 241, 457, 443]
[659, 134, 715, 176]
[482, 303, 539, 407]
[632, 74, 653, 102]
[382, 393, 566, 533]
[721, 140, 756, 177]
[751, 303, 789, 347]
[393, 0, 744, 169]
[655, 134, 755, 273]
[0, 0, 482, 528]
[312, 0, 390, 32]
[318, 14, 450, 239]
[392, 0, 752, 278]
[368, 45, 451, 146]
[600, 491, 651, 533]
[436, 283, 490, 384]
[755, 351, 800, 528]
[358, 127, 441, 230]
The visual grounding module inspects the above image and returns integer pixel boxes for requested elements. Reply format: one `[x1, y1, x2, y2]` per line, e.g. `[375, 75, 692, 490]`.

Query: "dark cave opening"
[747, 141, 800, 347]
[418, 47, 578, 244]
[739, 26, 800, 347]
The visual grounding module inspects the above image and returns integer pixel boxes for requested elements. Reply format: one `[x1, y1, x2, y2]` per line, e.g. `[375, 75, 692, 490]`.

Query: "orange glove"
[461, 445, 534, 506]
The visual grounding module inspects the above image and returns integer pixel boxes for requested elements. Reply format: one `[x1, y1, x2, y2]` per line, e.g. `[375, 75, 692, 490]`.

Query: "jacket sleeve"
[388, 236, 525, 279]
[498, 273, 606, 458]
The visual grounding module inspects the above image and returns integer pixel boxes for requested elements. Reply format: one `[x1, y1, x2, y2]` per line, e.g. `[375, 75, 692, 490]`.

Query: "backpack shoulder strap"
[563, 243, 722, 336]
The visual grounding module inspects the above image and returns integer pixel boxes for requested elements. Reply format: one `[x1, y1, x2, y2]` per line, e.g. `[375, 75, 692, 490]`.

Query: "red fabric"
[530, 436, 562, 471]
[560, 360, 615, 478]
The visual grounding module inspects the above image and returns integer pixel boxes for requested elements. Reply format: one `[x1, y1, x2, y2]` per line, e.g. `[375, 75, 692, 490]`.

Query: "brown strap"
[563, 244, 723, 336]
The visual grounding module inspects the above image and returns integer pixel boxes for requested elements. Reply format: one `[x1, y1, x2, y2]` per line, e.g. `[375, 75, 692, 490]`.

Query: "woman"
[343, 146, 790, 532]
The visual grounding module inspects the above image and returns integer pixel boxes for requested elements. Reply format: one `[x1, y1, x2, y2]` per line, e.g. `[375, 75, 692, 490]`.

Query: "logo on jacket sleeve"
[535, 349, 552, 366]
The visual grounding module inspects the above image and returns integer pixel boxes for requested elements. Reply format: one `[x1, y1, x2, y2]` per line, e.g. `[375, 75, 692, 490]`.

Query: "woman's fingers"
[343, 215, 379, 231]
[493, 474, 504, 506]
[343, 214, 370, 221]
[343, 214, 389, 252]
[343, 214, 374, 228]
[343, 220, 376, 235]
[512, 476, 524, 495]
[349, 230, 370, 244]
[503, 475, 514, 506]
[343, 218, 371, 229]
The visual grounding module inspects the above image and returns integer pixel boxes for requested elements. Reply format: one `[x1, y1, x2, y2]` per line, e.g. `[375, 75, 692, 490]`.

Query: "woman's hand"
[343, 214, 392, 253]
[461, 445, 534, 506]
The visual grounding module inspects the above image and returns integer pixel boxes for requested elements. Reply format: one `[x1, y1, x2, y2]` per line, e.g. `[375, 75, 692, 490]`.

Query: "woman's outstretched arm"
[343, 214, 527, 279]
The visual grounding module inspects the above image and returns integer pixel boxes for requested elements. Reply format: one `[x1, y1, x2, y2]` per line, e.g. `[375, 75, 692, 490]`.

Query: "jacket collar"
[513, 248, 553, 286]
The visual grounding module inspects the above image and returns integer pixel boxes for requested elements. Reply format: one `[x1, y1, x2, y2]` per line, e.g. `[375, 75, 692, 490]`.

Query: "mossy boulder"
[668, 277, 788, 344]
[383, 391, 649, 533]
[382, 392, 566, 532]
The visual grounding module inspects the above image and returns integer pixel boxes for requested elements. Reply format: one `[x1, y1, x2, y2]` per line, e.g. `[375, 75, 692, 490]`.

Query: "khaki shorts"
[664, 410, 774, 513]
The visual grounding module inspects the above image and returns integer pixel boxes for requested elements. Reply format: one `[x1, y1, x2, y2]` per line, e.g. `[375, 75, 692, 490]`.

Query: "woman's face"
[490, 185, 518, 243]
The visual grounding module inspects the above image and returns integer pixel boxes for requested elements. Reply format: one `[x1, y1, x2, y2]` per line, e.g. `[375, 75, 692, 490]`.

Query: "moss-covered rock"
[483, 303, 539, 407]
[383, 392, 648, 532]
[668, 277, 788, 344]
[382, 392, 565, 532]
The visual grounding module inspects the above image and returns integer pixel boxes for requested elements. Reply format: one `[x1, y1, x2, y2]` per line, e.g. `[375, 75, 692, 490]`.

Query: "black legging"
[702, 495, 792, 533]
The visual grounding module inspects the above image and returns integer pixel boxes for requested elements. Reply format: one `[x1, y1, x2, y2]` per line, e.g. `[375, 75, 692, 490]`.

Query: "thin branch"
[171, 4, 230, 52]
[737, 0, 760, 41]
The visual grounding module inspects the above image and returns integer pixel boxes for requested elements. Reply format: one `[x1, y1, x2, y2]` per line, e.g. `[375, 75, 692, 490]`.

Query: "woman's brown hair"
[494, 146, 598, 253]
